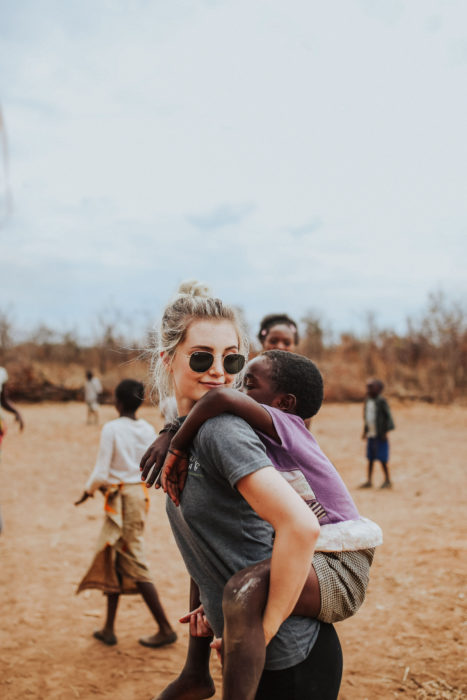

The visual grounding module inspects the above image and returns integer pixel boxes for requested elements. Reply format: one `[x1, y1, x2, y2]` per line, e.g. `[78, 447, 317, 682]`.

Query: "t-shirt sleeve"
[259, 405, 302, 451]
[195, 414, 272, 489]
[85, 422, 114, 493]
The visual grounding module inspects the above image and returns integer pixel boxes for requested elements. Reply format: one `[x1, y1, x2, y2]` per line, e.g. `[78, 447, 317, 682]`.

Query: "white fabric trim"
[315, 517, 383, 552]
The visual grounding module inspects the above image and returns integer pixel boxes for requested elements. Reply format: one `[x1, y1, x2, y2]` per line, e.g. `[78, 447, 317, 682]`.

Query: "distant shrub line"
[1, 292, 465, 404]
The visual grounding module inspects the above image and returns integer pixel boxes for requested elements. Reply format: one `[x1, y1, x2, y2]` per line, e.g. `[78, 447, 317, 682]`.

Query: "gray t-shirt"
[166, 414, 319, 671]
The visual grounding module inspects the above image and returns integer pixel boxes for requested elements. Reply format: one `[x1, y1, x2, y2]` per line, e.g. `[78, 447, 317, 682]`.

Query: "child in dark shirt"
[360, 378, 395, 489]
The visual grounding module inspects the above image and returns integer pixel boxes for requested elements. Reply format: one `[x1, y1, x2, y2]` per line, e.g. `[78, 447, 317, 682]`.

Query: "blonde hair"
[151, 281, 249, 403]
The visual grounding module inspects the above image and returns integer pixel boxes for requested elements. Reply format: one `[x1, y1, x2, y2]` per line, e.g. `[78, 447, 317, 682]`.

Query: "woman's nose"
[209, 356, 224, 376]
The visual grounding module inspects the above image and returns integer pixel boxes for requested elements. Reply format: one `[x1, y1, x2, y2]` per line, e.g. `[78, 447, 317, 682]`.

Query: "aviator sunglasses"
[188, 351, 246, 374]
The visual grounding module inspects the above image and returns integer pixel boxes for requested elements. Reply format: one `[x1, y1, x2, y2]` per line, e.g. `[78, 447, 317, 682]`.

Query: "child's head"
[244, 350, 323, 420]
[366, 378, 384, 398]
[257, 314, 299, 351]
[115, 379, 145, 414]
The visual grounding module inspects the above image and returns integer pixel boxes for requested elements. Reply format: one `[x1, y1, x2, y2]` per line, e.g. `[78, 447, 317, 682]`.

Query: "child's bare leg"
[137, 581, 177, 647]
[368, 459, 374, 484]
[290, 565, 321, 617]
[222, 560, 270, 700]
[360, 459, 374, 488]
[221, 559, 321, 700]
[380, 461, 391, 487]
[93, 593, 119, 645]
[154, 579, 215, 700]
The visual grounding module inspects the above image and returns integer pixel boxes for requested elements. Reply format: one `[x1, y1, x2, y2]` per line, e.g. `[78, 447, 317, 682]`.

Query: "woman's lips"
[200, 382, 224, 388]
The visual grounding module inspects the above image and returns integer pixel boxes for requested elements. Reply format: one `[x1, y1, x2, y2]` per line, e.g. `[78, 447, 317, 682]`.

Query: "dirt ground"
[0, 401, 466, 700]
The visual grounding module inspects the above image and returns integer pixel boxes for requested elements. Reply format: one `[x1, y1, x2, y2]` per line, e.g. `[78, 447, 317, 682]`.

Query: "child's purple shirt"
[257, 405, 359, 526]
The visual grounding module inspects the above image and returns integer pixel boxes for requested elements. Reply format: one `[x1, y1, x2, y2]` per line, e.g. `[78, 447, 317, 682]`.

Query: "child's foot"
[153, 673, 215, 700]
[380, 480, 392, 489]
[93, 629, 117, 646]
[358, 481, 372, 489]
[139, 630, 177, 648]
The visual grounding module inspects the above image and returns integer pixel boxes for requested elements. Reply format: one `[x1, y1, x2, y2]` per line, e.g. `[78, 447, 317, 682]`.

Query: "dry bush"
[2, 292, 466, 404]
[298, 293, 467, 404]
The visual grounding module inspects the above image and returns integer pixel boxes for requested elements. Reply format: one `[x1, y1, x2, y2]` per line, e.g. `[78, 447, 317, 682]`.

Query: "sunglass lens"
[223, 354, 246, 374]
[189, 352, 214, 372]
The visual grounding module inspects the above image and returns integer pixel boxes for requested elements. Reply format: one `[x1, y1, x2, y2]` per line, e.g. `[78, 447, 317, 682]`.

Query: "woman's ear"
[276, 393, 297, 413]
[161, 351, 171, 372]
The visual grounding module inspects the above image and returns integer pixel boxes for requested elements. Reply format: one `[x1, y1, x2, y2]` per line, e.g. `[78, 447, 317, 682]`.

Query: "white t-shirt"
[84, 377, 102, 405]
[365, 399, 377, 438]
[85, 417, 157, 494]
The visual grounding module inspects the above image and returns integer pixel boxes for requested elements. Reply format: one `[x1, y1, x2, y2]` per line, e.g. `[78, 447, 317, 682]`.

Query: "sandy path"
[0, 402, 466, 699]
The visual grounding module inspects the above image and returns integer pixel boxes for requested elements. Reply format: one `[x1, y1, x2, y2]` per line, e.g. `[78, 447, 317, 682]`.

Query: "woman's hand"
[140, 431, 173, 487]
[162, 447, 190, 506]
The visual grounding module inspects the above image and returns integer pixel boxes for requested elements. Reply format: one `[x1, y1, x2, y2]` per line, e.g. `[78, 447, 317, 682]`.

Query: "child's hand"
[140, 431, 173, 487]
[74, 491, 92, 506]
[179, 604, 213, 638]
[161, 447, 189, 506]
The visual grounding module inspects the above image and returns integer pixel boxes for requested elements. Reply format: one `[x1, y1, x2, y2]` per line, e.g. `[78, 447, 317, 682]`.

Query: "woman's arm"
[171, 387, 278, 453]
[236, 467, 320, 644]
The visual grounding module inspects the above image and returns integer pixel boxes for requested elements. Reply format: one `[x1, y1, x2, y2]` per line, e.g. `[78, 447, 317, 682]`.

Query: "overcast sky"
[1, 0, 466, 342]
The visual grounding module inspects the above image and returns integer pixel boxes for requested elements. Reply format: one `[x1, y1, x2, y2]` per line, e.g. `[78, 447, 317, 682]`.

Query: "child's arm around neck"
[171, 387, 279, 451]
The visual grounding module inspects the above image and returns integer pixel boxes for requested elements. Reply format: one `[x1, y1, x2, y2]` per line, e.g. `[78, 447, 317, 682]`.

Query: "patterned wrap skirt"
[77, 482, 153, 595]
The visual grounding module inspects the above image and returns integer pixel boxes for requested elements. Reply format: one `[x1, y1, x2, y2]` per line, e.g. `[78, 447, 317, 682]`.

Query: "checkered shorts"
[312, 548, 375, 623]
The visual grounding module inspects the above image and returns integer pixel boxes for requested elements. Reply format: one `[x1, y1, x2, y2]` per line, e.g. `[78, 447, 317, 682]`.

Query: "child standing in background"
[257, 313, 313, 430]
[84, 370, 103, 425]
[257, 313, 299, 352]
[75, 379, 176, 648]
[360, 378, 395, 489]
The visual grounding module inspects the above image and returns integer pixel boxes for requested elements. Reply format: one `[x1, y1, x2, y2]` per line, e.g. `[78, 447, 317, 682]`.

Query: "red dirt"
[0, 401, 466, 699]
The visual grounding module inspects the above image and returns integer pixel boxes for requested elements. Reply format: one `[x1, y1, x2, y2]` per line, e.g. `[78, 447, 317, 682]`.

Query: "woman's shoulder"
[198, 412, 259, 437]
[195, 414, 266, 456]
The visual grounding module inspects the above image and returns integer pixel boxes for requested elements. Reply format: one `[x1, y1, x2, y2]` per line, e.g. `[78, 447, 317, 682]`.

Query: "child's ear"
[277, 393, 297, 413]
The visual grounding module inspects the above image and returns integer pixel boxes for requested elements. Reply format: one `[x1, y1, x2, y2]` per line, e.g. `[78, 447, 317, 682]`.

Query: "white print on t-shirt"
[189, 456, 201, 473]
[281, 470, 327, 521]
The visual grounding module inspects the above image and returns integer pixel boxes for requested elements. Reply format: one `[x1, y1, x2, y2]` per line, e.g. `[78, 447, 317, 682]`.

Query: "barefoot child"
[141, 350, 382, 699]
[75, 379, 176, 649]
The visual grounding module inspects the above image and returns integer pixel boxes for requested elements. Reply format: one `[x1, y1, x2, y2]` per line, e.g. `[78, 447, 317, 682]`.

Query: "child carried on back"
[141, 350, 382, 694]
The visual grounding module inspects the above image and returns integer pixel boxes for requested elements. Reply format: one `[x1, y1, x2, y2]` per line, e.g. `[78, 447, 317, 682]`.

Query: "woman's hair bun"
[176, 280, 212, 298]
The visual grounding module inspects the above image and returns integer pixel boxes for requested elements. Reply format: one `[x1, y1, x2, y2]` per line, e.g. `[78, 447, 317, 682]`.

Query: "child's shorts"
[312, 548, 375, 623]
[366, 437, 389, 462]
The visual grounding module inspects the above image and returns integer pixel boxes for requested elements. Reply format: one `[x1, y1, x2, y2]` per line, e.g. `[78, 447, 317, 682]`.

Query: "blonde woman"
[148, 284, 342, 700]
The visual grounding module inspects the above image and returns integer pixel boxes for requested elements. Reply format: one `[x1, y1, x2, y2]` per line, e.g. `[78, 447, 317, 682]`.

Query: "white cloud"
[1, 0, 466, 338]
